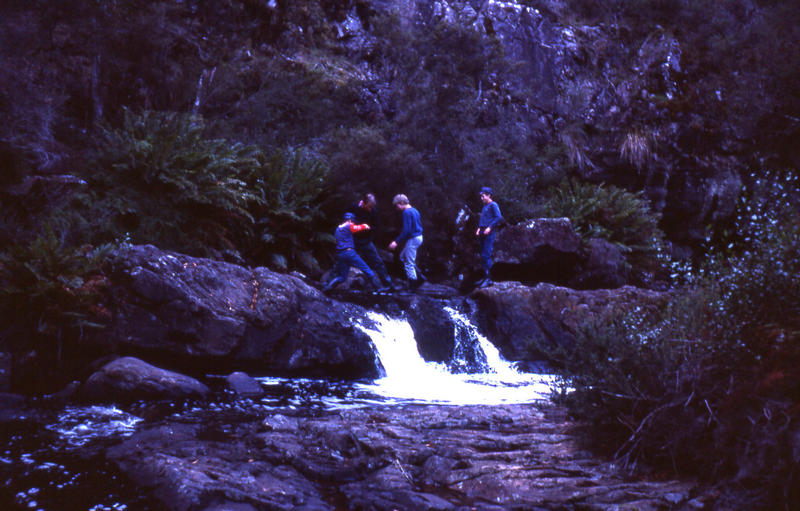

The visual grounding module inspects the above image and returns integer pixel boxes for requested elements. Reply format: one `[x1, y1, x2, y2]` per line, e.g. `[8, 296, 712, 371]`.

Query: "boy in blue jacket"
[475, 187, 502, 286]
[388, 194, 424, 291]
[323, 212, 387, 292]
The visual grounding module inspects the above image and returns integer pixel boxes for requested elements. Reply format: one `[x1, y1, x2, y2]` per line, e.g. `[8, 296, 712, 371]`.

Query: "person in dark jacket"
[347, 193, 393, 289]
[322, 212, 386, 292]
[388, 194, 424, 291]
[475, 187, 503, 286]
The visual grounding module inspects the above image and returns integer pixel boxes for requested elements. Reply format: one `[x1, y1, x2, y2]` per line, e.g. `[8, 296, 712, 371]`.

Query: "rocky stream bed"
[108, 402, 707, 511]
[1, 243, 713, 510]
[2, 393, 710, 511]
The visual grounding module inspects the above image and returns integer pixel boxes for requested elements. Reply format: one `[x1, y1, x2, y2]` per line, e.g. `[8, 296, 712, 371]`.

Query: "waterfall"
[355, 310, 555, 405]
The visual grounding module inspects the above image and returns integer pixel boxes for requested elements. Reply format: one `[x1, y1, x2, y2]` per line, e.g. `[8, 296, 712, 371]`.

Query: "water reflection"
[45, 406, 142, 448]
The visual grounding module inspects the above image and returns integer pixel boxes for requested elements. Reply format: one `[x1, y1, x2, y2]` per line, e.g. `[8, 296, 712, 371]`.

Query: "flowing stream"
[352, 308, 554, 405]
[1, 308, 555, 510]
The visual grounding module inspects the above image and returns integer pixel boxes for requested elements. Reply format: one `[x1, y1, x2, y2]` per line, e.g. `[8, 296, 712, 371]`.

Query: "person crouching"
[322, 212, 384, 292]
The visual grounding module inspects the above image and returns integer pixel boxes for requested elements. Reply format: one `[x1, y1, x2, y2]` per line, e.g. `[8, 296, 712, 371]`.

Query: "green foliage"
[549, 171, 800, 506]
[700, 170, 800, 355]
[73, 108, 332, 273]
[209, 54, 365, 148]
[0, 228, 109, 382]
[80, 108, 260, 258]
[248, 146, 332, 273]
[559, 123, 593, 172]
[324, 124, 426, 204]
[543, 179, 668, 281]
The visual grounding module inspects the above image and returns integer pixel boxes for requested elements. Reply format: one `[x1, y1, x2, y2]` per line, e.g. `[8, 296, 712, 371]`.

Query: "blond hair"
[392, 194, 409, 206]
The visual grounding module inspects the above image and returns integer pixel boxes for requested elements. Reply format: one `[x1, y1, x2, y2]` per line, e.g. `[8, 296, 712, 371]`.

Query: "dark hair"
[362, 193, 376, 207]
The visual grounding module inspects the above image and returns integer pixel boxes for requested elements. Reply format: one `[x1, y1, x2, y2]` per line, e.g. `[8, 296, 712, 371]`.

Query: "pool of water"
[0, 310, 557, 510]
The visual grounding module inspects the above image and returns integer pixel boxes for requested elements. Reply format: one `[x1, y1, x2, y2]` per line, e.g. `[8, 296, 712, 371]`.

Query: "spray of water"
[355, 310, 555, 405]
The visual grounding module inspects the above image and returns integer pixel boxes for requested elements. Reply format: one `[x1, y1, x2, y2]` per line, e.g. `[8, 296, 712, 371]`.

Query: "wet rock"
[0, 392, 27, 422]
[406, 298, 455, 364]
[43, 380, 82, 402]
[470, 281, 669, 360]
[491, 218, 583, 286]
[569, 237, 631, 289]
[108, 404, 701, 511]
[103, 244, 381, 380]
[81, 356, 210, 402]
[225, 372, 264, 398]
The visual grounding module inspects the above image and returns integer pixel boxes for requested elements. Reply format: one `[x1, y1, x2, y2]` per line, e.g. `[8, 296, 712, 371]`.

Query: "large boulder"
[102, 245, 381, 380]
[470, 281, 669, 361]
[225, 371, 264, 398]
[450, 213, 634, 289]
[491, 218, 583, 285]
[81, 356, 210, 402]
[405, 298, 455, 364]
[568, 237, 631, 290]
[406, 297, 489, 374]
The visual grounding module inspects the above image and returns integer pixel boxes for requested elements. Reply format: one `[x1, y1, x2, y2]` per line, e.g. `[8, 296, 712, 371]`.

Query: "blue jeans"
[479, 231, 495, 275]
[400, 235, 423, 280]
[331, 249, 375, 281]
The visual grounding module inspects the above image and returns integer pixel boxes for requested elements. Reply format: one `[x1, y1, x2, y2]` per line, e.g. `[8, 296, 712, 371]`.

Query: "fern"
[247, 147, 331, 273]
[545, 179, 662, 251]
[0, 228, 109, 362]
[78, 109, 264, 258]
[544, 178, 669, 283]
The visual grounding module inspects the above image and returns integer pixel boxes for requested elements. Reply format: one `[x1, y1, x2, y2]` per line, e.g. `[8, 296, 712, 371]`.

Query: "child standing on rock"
[475, 187, 502, 287]
[388, 194, 424, 292]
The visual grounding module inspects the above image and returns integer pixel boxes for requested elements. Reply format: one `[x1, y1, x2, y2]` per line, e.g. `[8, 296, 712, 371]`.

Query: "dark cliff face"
[1, 0, 797, 270]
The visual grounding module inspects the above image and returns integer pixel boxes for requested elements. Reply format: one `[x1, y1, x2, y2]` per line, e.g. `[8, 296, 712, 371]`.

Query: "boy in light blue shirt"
[388, 194, 424, 291]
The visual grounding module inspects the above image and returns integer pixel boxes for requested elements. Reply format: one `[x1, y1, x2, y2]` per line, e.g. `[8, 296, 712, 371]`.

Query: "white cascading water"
[355, 309, 555, 405]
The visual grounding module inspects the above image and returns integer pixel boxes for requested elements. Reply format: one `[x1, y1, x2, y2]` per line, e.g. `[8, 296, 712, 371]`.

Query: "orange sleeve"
[350, 223, 369, 233]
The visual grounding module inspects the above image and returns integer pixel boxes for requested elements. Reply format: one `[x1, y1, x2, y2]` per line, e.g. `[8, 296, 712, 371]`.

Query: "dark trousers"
[355, 240, 391, 285]
[479, 231, 495, 275]
[331, 249, 375, 282]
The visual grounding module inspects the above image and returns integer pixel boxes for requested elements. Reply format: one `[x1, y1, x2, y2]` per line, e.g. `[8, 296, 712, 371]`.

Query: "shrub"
[550, 170, 800, 508]
[247, 146, 332, 273]
[620, 128, 656, 171]
[79, 108, 261, 260]
[209, 55, 365, 148]
[543, 178, 668, 283]
[0, 228, 109, 392]
[78, 108, 338, 273]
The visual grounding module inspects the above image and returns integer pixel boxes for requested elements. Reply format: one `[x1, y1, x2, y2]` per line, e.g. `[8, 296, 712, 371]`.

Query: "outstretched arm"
[350, 223, 371, 233]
